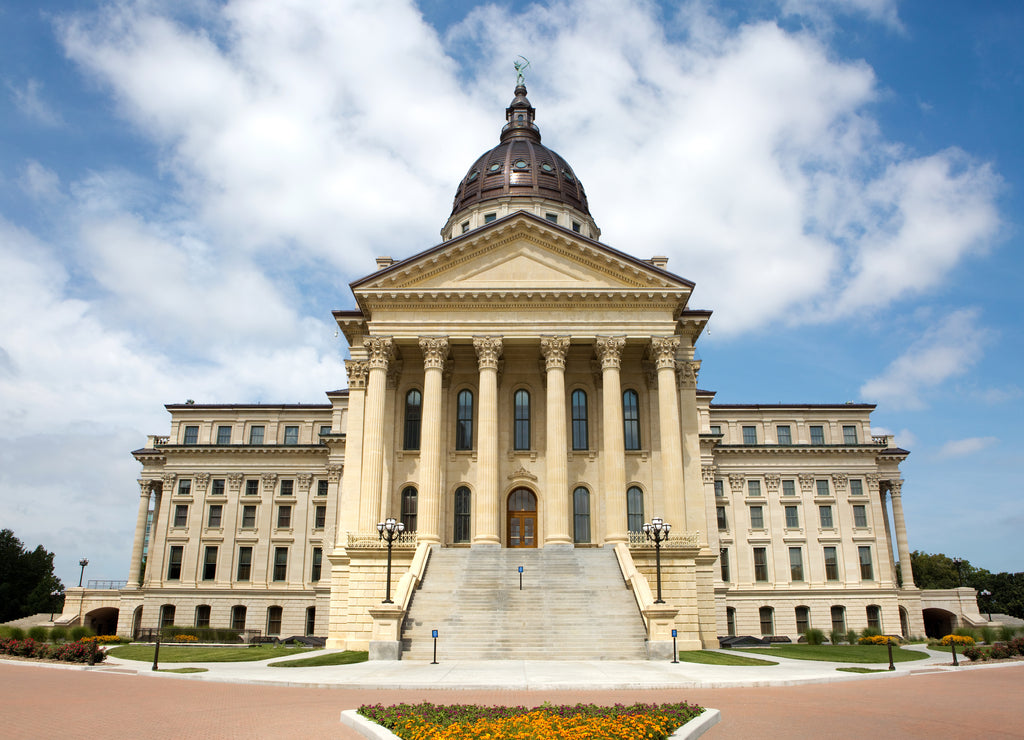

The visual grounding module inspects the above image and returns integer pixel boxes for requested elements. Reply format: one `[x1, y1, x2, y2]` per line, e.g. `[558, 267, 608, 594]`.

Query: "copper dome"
[449, 84, 591, 218]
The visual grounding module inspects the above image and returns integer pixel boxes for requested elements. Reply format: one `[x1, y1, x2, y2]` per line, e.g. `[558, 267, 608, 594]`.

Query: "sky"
[0, 0, 1021, 590]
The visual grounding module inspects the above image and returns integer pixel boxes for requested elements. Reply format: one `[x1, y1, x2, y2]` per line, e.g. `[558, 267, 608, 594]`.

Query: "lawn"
[731, 644, 928, 664]
[269, 650, 368, 667]
[676, 650, 778, 666]
[107, 645, 313, 663]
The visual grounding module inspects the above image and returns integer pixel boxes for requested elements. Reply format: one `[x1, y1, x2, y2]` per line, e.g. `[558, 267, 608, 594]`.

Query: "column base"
[368, 640, 402, 661]
[471, 541, 501, 548]
[647, 641, 675, 661]
[542, 541, 574, 549]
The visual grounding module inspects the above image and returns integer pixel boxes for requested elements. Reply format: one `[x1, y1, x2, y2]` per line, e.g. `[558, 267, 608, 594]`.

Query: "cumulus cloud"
[937, 436, 998, 458]
[859, 308, 993, 409]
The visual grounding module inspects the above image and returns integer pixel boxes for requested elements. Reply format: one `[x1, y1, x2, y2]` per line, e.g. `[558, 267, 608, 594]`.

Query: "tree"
[0, 529, 64, 623]
[907, 550, 1024, 619]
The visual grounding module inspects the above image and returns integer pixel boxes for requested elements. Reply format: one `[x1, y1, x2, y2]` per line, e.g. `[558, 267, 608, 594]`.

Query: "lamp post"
[980, 589, 992, 621]
[953, 557, 963, 587]
[376, 518, 405, 604]
[78, 558, 89, 587]
[49, 588, 63, 621]
[642, 517, 671, 604]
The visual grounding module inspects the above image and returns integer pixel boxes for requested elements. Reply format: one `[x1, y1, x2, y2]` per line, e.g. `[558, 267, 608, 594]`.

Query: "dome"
[443, 84, 598, 241]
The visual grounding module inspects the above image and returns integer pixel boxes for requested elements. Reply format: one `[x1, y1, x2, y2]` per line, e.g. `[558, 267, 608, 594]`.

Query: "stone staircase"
[400, 547, 649, 660]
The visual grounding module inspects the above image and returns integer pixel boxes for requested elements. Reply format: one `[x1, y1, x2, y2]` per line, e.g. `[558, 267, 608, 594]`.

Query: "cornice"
[149, 444, 330, 457]
[712, 444, 888, 457]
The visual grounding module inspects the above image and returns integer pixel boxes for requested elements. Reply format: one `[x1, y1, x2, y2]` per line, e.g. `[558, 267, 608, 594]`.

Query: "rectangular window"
[311, 547, 322, 582]
[782, 479, 796, 496]
[796, 606, 810, 634]
[716, 506, 727, 531]
[816, 479, 830, 497]
[183, 425, 199, 444]
[211, 478, 225, 497]
[714, 479, 724, 497]
[753, 547, 768, 582]
[283, 425, 299, 445]
[319, 424, 331, 436]
[273, 547, 288, 581]
[748, 479, 762, 497]
[859, 546, 874, 580]
[317, 479, 329, 496]
[314, 505, 326, 529]
[810, 425, 825, 444]
[177, 479, 191, 497]
[236, 546, 252, 581]
[824, 546, 839, 580]
[514, 389, 531, 450]
[789, 547, 804, 581]
[280, 479, 294, 497]
[306, 607, 316, 637]
[248, 425, 265, 444]
[277, 505, 291, 529]
[572, 221, 581, 233]
[742, 425, 757, 444]
[843, 425, 858, 444]
[216, 425, 231, 444]
[853, 504, 868, 528]
[241, 505, 256, 528]
[484, 212, 496, 223]
[457, 389, 474, 450]
[545, 212, 558, 223]
[623, 390, 641, 450]
[785, 505, 799, 529]
[173, 504, 188, 527]
[207, 504, 222, 528]
[849, 479, 864, 496]
[776, 425, 792, 445]
[749, 505, 764, 529]
[819, 505, 834, 529]
[245, 479, 259, 496]
[720, 548, 730, 582]
[571, 389, 588, 450]
[167, 546, 183, 580]
[461, 221, 469, 233]
[202, 546, 217, 580]
[709, 424, 721, 435]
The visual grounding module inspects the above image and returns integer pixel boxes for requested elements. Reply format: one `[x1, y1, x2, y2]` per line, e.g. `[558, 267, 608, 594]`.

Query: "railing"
[87, 580, 128, 590]
[627, 530, 701, 548]
[346, 531, 418, 548]
[145, 435, 169, 448]
[872, 435, 892, 446]
[135, 627, 262, 644]
[396, 542, 433, 612]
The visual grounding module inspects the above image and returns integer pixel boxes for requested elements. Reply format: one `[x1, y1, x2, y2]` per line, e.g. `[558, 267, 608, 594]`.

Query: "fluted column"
[596, 337, 627, 544]
[651, 337, 685, 528]
[542, 336, 572, 545]
[358, 336, 393, 531]
[337, 360, 367, 542]
[417, 337, 449, 544]
[866, 474, 895, 586]
[889, 480, 916, 588]
[473, 336, 503, 545]
[128, 480, 153, 586]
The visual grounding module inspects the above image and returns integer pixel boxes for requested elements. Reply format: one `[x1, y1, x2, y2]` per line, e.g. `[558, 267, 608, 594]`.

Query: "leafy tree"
[0, 529, 64, 622]
[907, 550, 1024, 619]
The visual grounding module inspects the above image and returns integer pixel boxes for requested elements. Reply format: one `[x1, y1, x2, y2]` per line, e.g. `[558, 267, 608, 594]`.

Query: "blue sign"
[672, 629, 677, 637]
[518, 566, 523, 573]
[432, 629, 438, 638]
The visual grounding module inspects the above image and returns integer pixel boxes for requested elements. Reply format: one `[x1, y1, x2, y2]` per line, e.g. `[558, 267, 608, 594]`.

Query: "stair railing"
[395, 541, 434, 612]
[613, 542, 655, 630]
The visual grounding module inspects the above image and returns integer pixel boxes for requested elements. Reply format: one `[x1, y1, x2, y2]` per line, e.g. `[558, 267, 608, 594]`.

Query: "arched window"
[159, 604, 175, 629]
[194, 604, 211, 628]
[795, 606, 810, 635]
[759, 606, 775, 636]
[401, 486, 418, 532]
[626, 486, 644, 532]
[403, 389, 422, 450]
[456, 390, 474, 450]
[454, 486, 471, 543]
[266, 606, 283, 636]
[305, 606, 316, 636]
[573, 487, 591, 543]
[830, 605, 846, 634]
[866, 605, 882, 631]
[726, 607, 736, 637]
[230, 605, 247, 631]
[571, 389, 588, 450]
[514, 389, 530, 450]
[623, 389, 640, 450]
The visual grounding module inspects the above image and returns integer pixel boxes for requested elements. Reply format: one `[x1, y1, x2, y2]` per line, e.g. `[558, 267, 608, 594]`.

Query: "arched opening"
[923, 608, 957, 638]
[84, 607, 119, 636]
[507, 488, 537, 548]
[899, 606, 910, 638]
[131, 606, 143, 639]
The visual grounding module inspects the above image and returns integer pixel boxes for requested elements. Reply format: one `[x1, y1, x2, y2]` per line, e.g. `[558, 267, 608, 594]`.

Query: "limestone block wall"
[629, 546, 716, 649]
[331, 547, 416, 650]
[720, 590, 907, 640]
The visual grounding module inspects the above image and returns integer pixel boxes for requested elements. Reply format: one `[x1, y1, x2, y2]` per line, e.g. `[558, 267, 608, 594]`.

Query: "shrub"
[81, 634, 124, 644]
[953, 627, 978, 640]
[989, 643, 1014, 660]
[845, 629, 859, 646]
[858, 634, 893, 645]
[979, 626, 996, 645]
[7, 627, 26, 640]
[940, 634, 975, 646]
[998, 625, 1018, 642]
[804, 628, 825, 646]
[829, 629, 845, 645]
[70, 626, 94, 641]
[49, 626, 68, 643]
[962, 646, 985, 661]
[860, 627, 883, 639]
[27, 626, 48, 641]
[1007, 637, 1024, 656]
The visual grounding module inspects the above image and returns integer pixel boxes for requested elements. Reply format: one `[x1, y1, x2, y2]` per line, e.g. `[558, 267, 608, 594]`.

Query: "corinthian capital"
[540, 336, 571, 370]
[419, 336, 450, 370]
[363, 336, 394, 370]
[474, 336, 503, 371]
[889, 479, 903, 498]
[595, 336, 626, 370]
[677, 360, 700, 389]
[649, 336, 680, 370]
[345, 360, 369, 390]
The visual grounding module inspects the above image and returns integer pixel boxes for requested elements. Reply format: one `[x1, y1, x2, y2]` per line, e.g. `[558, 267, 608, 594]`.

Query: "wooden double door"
[507, 488, 537, 548]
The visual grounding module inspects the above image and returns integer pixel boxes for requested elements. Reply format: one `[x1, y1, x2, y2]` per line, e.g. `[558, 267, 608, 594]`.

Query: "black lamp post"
[377, 518, 405, 604]
[49, 589, 64, 621]
[642, 517, 671, 604]
[953, 557, 963, 587]
[78, 558, 89, 587]
[980, 589, 992, 621]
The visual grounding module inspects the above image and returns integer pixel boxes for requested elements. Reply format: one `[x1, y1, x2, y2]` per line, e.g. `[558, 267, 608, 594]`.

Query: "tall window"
[571, 389, 588, 450]
[759, 606, 775, 636]
[177, 479, 191, 497]
[173, 504, 188, 527]
[809, 425, 825, 444]
[280, 479, 294, 497]
[160, 604, 175, 628]
[277, 505, 292, 529]
[456, 390, 474, 450]
[742, 425, 757, 444]
[785, 505, 799, 529]
[207, 505, 222, 528]
[853, 505, 868, 528]
[714, 480, 724, 497]
[211, 479, 225, 497]
[716, 506, 727, 531]
[266, 606, 283, 636]
[623, 390, 641, 450]
[317, 480, 329, 496]
[789, 547, 804, 581]
[753, 547, 769, 581]
[626, 486, 644, 532]
[859, 546, 874, 580]
[216, 425, 231, 444]
[816, 479, 830, 497]
[849, 479, 864, 496]
[249, 425, 264, 444]
[241, 506, 256, 528]
[795, 606, 810, 635]
[283, 425, 299, 445]
[454, 487, 471, 543]
[782, 479, 796, 496]
[245, 479, 259, 496]
[720, 548, 730, 582]
[819, 505, 834, 529]
[749, 505, 764, 529]
[231, 605, 246, 631]
[513, 389, 530, 450]
[573, 487, 591, 544]
[202, 546, 217, 580]
[195, 604, 211, 628]
[831, 605, 846, 633]
[776, 425, 792, 445]
[236, 547, 252, 581]
[272, 547, 288, 581]
[166, 546, 183, 580]
[726, 607, 736, 637]
[314, 505, 326, 529]
[310, 547, 322, 582]
[843, 424, 858, 444]
[748, 479, 762, 497]
[305, 606, 316, 636]
[866, 605, 882, 631]
[183, 425, 199, 444]
[403, 389, 422, 450]
[824, 546, 839, 580]
[401, 487, 418, 532]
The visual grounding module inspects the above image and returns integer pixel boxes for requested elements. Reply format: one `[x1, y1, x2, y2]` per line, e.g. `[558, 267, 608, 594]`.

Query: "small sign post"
[518, 566, 523, 591]
[431, 629, 439, 665]
[671, 629, 679, 663]
[152, 635, 161, 672]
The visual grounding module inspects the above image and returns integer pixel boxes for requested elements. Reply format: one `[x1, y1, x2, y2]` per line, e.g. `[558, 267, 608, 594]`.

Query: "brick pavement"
[2, 662, 1022, 739]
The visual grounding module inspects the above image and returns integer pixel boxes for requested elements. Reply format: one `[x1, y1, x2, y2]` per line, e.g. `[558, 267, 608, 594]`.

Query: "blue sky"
[0, 0, 1020, 589]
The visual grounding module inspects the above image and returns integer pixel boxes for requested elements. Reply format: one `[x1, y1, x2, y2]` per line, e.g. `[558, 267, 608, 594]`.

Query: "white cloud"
[7, 78, 64, 127]
[779, 0, 903, 32]
[937, 436, 998, 458]
[859, 308, 992, 409]
[18, 161, 63, 202]
[869, 426, 917, 450]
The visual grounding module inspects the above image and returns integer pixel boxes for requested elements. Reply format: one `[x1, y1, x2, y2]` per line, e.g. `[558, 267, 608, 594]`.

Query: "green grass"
[676, 650, 778, 666]
[732, 644, 928, 664]
[837, 666, 892, 674]
[108, 645, 313, 663]
[156, 667, 208, 673]
[269, 650, 368, 667]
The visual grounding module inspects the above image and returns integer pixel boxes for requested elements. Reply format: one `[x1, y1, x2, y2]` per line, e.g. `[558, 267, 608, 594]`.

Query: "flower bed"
[0, 638, 106, 664]
[858, 635, 897, 645]
[963, 637, 1024, 662]
[358, 702, 703, 740]
[940, 634, 975, 647]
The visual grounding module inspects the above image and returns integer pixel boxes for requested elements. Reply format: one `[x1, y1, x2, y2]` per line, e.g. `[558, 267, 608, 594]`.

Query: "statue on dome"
[514, 56, 531, 86]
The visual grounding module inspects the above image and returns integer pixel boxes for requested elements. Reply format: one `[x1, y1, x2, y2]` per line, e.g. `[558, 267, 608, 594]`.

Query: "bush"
[989, 643, 1014, 660]
[998, 625, 1018, 642]
[6, 627, 26, 640]
[962, 646, 985, 661]
[940, 634, 975, 646]
[860, 627, 883, 639]
[49, 626, 68, 643]
[70, 626, 94, 641]
[829, 629, 845, 645]
[27, 626, 48, 641]
[845, 629, 859, 645]
[1008, 637, 1024, 656]
[953, 627, 978, 640]
[858, 634, 893, 645]
[979, 626, 996, 645]
[804, 628, 825, 646]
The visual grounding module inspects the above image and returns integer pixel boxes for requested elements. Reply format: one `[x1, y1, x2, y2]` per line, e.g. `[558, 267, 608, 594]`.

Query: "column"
[542, 336, 572, 545]
[889, 480, 916, 588]
[473, 336, 503, 545]
[358, 336, 393, 532]
[677, 358, 706, 536]
[338, 360, 368, 542]
[596, 336, 627, 544]
[417, 336, 449, 544]
[865, 474, 895, 586]
[651, 337, 685, 527]
[128, 480, 153, 586]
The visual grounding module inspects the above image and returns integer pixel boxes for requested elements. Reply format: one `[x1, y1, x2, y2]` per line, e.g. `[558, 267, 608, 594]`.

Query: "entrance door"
[507, 488, 537, 548]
